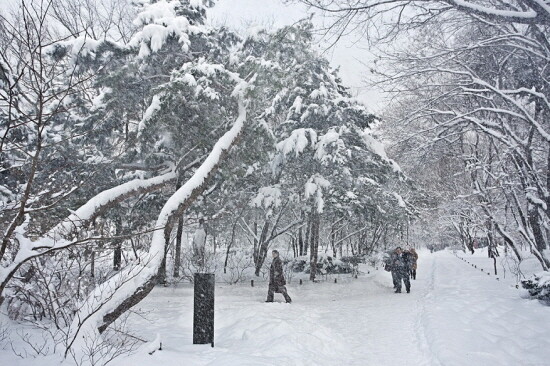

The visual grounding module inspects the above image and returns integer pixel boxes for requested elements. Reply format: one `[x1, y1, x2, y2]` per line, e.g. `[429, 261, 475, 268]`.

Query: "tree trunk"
[298, 213, 304, 256]
[309, 212, 320, 281]
[528, 208, 547, 263]
[90, 251, 95, 278]
[330, 223, 337, 258]
[113, 217, 123, 271]
[304, 214, 311, 257]
[113, 245, 122, 272]
[254, 222, 271, 276]
[173, 217, 184, 277]
[223, 215, 239, 274]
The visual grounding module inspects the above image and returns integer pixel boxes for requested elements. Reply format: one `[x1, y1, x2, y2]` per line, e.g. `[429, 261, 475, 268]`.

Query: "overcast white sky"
[208, 0, 386, 112]
[0, 0, 385, 111]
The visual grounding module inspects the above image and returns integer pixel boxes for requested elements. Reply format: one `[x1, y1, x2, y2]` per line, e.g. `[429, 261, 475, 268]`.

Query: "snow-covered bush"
[6, 250, 98, 327]
[173, 249, 220, 283]
[289, 255, 355, 275]
[222, 249, 255, 285]
[521, 272, 550, 305]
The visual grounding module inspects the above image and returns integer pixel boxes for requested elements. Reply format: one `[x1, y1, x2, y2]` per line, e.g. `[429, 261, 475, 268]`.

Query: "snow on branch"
[449, 0, 538, 20]
[65, 79, 249, 355]
[130, 0, 197, 57]
[0, 172, 177, 298]
[50, 171, 177, 242]
[277, 128, 318, 157]
[251, 186, 283, 209]
[361, 130, 401, 172]
[305, 174, 331, 213]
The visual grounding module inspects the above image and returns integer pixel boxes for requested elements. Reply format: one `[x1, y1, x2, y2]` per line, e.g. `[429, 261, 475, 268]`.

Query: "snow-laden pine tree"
[230, 22, 413, 279]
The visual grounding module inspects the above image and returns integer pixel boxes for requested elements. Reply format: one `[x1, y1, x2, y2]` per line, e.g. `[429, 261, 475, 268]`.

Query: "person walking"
[409, 247, 419, 280]
[266, 250, 292, 303]
[390, 247, 411, 293]
[384, 251, 398, 289]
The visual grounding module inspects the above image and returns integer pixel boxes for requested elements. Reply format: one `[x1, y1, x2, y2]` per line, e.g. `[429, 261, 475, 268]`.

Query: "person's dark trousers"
[395, 271, 411, 293]
[411, 269, 416, 280]
[401, 270, 411, 292]
[267, 285, 292, 303]
[391, 271, 398, 288]
[393, 271, 402, 292]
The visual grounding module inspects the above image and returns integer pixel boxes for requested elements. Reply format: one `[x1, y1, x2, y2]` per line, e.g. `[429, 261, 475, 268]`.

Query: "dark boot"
[281, 286, 292, 303]
[266, 285, 275, 302]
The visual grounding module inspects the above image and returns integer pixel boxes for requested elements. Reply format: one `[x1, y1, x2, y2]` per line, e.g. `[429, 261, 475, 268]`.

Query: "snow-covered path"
[2, 250, 549, 366]
[108, 250, 550, 366]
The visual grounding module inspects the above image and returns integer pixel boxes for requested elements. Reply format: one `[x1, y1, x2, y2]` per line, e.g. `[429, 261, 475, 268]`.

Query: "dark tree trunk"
[98, 276, 157, 334]
[330, 223, 337, 258]
[528, 209, 547, 260]
[254, 222, 271, 276]
[113, 217, 123, 271]
[173, 175, 184, 278]
[223, 215, 239, 274]
[173, 217, 184, 277]
[253, 221, 258, 266]
[304, 214, 311, 257]
[298, 213, 304, 256]
[113, 245, 122, 271]
[309, 212, 320, 281]
[157, 223, 172, 285]
[90, 251, 95, 278]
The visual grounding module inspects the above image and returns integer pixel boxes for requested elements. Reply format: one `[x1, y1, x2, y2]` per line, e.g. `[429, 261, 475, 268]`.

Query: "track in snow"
[107, 250, 550, 366]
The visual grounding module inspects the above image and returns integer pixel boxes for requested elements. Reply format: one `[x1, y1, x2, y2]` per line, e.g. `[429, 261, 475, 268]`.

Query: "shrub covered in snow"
[289, 255, 359, 275]
[521, 272, 550, 304]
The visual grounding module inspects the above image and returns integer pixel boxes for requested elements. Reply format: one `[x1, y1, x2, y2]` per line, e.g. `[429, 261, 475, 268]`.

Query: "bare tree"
[298, 0, 550, 270]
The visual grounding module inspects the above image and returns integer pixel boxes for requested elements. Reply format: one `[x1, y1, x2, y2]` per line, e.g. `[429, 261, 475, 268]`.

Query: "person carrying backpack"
[384, 252, 398, 289]
[390, 247, 411, 293]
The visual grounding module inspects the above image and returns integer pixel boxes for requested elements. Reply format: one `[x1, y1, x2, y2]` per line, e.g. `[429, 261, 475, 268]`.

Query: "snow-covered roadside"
[454, 247, 542, 287]
[424, 251, 550, 366]
[1, 250, 549, 366]
[118, 250, 550, 366]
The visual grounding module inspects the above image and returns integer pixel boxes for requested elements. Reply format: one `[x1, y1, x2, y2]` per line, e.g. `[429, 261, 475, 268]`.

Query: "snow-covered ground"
[1, 249, 549, 366]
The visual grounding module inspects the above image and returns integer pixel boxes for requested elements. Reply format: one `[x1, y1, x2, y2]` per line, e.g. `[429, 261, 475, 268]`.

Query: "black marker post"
[193, 273, 215, 347]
